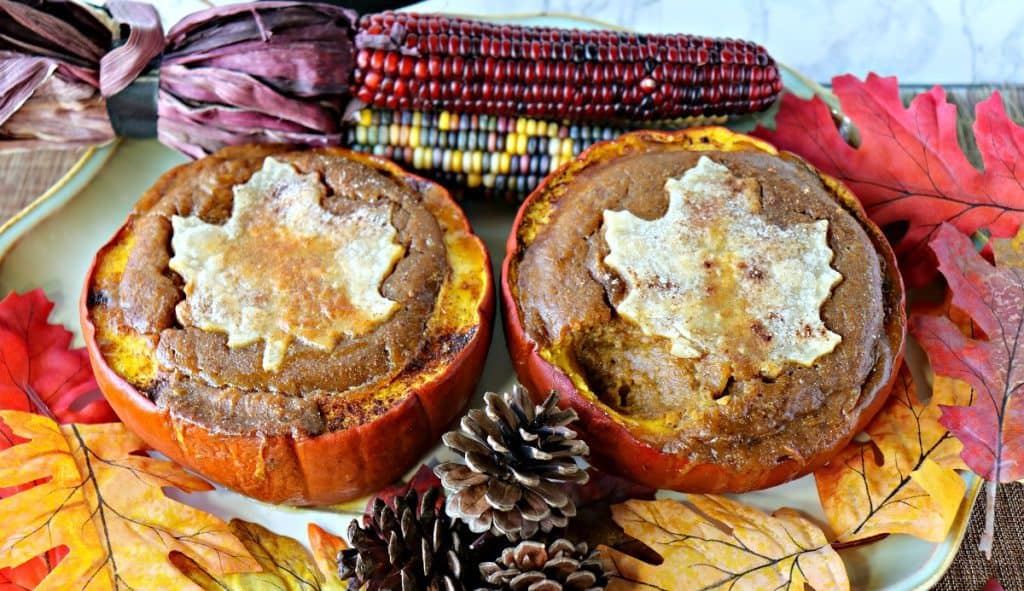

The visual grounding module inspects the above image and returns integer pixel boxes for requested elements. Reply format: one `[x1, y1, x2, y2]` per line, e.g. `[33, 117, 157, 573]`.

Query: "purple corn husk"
[0, 0, 115, 149]
[0, 1, 108, 70]
[160, 64, 338, 132]
[157, 2, 356, 158]
[100, 0, 163, 96]
[0, 60, 113, 149]
[0, 0, 357, 156]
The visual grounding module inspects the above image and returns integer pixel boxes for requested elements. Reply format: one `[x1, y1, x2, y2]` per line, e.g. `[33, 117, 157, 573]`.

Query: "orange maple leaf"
[0, 410, 259, 590]
[814, 363, 971, 543]
[602, 496, 849, 591]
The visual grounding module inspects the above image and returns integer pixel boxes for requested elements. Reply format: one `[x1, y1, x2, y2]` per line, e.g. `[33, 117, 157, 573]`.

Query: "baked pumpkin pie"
[82, 145, 494, 505]
[502, 128, 905, 493]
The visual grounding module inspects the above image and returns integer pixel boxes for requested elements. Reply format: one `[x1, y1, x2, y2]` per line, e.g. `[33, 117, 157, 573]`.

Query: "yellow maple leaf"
[814, 364, 971, 543]
[603, 495, 848, 591]
[0, 410, 259, 590]
[813, 292, 979, 545]
[171, 520, 348, 590]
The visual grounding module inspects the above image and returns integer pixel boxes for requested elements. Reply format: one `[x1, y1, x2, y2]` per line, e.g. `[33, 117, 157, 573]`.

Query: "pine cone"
[337, 487, 464, 591]
[477, 539, 610, 591]
[435, 386, 590, 541]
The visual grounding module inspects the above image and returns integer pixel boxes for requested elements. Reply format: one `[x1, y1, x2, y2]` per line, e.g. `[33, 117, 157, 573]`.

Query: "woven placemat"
[938, 483, 1024, 589]
[0, 148, 87, 222]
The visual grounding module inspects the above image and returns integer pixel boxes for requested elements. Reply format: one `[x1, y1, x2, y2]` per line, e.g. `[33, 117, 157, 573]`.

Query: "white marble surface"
[149, 0, 1022, 84]
[407, 0, 1024, 84]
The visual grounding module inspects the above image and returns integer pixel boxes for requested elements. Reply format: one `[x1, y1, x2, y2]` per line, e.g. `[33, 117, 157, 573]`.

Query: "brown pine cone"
[337, 487, 464, 591]
[477, 539, 611, 591]
[435, 386, 590, 541]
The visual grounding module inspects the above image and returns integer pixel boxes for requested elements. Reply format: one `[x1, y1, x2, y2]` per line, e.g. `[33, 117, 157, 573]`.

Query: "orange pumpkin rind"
[501, 127, 906, 494]
[82, 146, 495, 506]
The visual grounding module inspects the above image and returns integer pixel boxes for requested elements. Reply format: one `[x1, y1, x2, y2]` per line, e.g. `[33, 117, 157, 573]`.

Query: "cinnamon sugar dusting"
[601, 156, 842, 383]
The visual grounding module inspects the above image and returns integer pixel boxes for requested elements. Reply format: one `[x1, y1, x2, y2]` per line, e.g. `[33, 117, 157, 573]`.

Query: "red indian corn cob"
[352, 12, 783, 121]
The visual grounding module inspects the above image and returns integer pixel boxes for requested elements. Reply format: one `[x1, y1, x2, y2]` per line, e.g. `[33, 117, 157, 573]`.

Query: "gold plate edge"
[916, 475, 984, 589]
[0, 141, 119, 250]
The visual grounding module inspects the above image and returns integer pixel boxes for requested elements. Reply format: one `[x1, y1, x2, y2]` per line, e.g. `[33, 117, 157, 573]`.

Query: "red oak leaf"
[755, 73, 1024, 286]
[0, 289, 114, 424]
[910, 223, 1024, 558]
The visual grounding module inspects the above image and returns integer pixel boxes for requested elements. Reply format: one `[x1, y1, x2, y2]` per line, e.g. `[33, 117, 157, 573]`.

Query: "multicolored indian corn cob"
[346, 107, 637, 200]
[346, 107, 731, 201]
[352, 12, 783, 122]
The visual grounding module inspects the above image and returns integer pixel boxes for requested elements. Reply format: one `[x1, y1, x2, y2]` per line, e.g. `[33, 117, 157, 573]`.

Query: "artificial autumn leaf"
[0, 417, 68, 589]
[928, 376, 975, 472]
[0, 410, 259, 590]
[171, 520, 349, 591]
[0, 289, 115, 424]
[0, 289, 118, 587]
[755, 73, 1024, 286]
[0, 547, 67, 591]
[308, 523, 348, 588]
[602, 496, 849, 591]
[911, 223, 1024, 557]
[814, 363, 969, 543]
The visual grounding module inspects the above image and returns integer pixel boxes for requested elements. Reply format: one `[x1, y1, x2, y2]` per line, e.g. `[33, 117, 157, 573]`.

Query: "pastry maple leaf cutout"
[171, 520, 348, 590]
[0, 410, 259, 590]
[814, 363, 970, 543]
[602, 496, 849, 591]
[911, 223, 1024, 558]
[603, 156, 841, 389]
[755, 73, 1024, 287]
[170, 156, 405, 371]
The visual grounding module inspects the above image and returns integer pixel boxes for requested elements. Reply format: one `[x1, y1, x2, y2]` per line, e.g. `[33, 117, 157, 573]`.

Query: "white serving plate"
[0, 12, 979, 590]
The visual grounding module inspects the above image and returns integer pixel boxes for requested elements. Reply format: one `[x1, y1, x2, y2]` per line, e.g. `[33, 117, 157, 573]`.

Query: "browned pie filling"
[88, 146, 458, 437]
[515, 148, 900, 468]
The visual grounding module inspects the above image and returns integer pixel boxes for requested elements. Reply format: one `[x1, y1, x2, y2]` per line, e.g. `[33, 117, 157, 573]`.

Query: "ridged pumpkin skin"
[501, 127, 906, 494]
[82, 146, 494, 506]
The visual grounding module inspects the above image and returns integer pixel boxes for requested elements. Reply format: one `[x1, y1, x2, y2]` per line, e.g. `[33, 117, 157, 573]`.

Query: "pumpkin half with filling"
[82, 144, 494, 505]
[502, 128, 905, 493]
